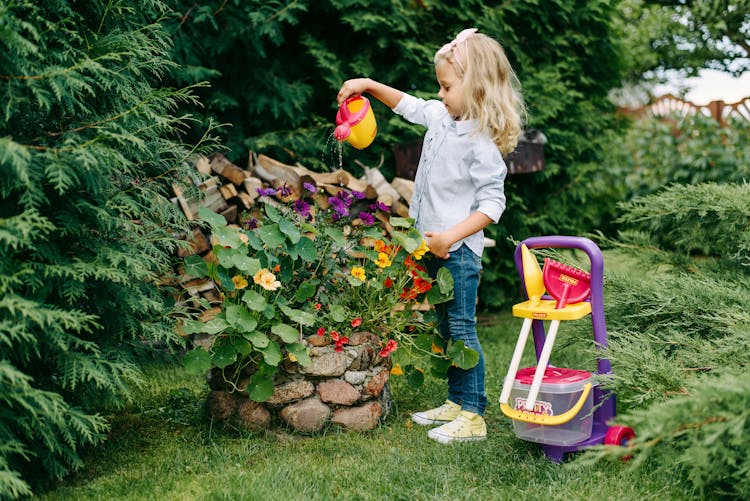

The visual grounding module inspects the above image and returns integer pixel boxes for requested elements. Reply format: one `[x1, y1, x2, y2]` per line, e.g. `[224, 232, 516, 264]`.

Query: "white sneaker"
[411, 400, 461, 426]
[427, 410, 487, 444]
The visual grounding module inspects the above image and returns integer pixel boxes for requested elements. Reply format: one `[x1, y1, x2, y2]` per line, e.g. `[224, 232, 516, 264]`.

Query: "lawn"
[37, 310, 693, 500]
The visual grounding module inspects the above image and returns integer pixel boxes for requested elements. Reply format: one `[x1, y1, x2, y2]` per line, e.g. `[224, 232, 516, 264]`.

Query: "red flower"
[314, 303, 322, 311]
[351, 317, 362, 328]
[378, 339, 398, 357]
[316, 327, 326, 337]
[334, 336, 350, 352]
[384, 277, 393, 288]
[330, 330, 339, 341]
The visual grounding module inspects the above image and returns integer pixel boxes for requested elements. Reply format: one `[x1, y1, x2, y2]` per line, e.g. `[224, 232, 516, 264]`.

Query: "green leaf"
[258, 341, 282, 366]
[212, 342, 237, 368]
[183, 254, 208, 277]
[263, 204, 282, 222]
[213, 225, 244, 248]
[294, 281, 316, 303]
[230, 254, 261, 275]
[241, 289, 268, 311]
[329, 304, 347, 323]
[297, 236, 318, 261]
[436, 266, 454, 294]
[286, 342, 312, 366]
[430, 357, 452, 378]
[392, 230, 420, 253]
[447, 341, 480, 370]
[198, 207, 227, 229]
[347, 275, 365, 286]
[225, 304, 258, 332]
[271, 323, 299, 343]
[202, 315, 231, 335]
[389, 216, 414, 228]
[257, 223, 286, 248]
[279, 304, 316, 326]
[405, 364, 425, 388]
[183, 349, 212, 374]
[233, 338, 252, 357]
[243, 330, 270, 348]
[180, 318, 205, 335]
[248, 368, 276, 402]
[324, 227, 347, 247]
[279, 218, 301, 244]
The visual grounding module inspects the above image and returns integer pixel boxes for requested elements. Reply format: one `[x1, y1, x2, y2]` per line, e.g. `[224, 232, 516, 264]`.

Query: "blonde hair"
[434, 32, 526, 154]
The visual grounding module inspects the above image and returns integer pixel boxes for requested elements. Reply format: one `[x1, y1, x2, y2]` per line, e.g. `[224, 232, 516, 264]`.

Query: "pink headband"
[436, 28, 478, 72]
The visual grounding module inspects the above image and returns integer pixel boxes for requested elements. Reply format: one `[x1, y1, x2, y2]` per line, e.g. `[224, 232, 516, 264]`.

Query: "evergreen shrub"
[0, 1, 215, 496]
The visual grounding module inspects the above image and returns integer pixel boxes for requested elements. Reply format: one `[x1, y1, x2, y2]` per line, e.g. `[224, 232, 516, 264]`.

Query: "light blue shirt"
[393, 93, 507, 257]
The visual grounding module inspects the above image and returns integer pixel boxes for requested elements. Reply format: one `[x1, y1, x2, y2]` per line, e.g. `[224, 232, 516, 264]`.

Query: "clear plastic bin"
[509, 367, 594, 446]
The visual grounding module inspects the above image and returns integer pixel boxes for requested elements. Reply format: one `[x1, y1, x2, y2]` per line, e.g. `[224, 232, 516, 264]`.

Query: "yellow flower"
[351, 266, 366, 281]
[232, 275, 249, 290]
[253, 269, 281, 291]
[412, 239, 429, 260]
[390, 364, 404, 376]
[374, 252, 392, 268]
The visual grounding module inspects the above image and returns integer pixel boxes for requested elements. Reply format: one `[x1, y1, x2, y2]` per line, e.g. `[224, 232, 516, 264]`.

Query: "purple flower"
[351, 190, 365, 200]
[328, 196, 350, 218]
[293, 199, 312, 219]
[370, 201, 390, 213]
[359, 211, 375, 226]
[303, 182, 317, 193]
[243, 217, 259, 229]
[279, 183, 293, 197]
[257, 187, 278, 197]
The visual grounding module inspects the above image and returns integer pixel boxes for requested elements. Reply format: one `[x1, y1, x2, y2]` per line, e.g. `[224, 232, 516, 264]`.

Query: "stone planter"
[205, 331, 392, 433]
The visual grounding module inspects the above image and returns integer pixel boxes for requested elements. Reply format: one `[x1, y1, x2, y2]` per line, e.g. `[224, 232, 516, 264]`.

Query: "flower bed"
[179, 182, 475, 432]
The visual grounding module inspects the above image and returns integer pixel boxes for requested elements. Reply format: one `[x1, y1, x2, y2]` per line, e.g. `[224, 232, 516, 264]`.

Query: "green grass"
[37, 312, 694, 500]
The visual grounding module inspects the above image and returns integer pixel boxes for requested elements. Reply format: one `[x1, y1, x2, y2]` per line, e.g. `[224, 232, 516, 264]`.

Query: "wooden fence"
[619, 94, 750, 127]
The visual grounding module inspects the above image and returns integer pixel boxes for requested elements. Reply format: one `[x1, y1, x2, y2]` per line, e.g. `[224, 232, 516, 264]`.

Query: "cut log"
[220, 183, 238, 200]
[390, 177, 414, 205]
[177, 228, 211, 257]
[361, 166, 400, 202]
[195, 155, 212, 176]
[210, 153, 247, 185]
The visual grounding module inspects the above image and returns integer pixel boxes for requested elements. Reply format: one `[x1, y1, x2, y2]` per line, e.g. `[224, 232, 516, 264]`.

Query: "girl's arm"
[337, 78, 403, 109]
[425, 211, 493, 259]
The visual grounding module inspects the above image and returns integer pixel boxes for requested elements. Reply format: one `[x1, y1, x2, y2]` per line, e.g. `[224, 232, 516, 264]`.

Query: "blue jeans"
[428, 244, 486, 415]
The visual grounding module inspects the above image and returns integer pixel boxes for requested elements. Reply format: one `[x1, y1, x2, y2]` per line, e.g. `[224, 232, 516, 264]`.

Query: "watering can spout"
[334, 95, 377, 149]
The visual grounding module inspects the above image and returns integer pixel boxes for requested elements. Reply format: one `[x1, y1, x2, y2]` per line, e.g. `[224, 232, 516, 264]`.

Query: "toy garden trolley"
[499, 236, 634, 462]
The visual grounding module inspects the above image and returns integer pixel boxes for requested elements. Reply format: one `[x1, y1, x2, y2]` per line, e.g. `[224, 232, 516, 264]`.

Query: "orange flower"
[351, 317, 362, 328]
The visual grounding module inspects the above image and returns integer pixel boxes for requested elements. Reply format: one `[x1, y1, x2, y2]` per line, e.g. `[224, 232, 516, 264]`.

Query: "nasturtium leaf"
[230, 254, 261, 275]
[258, 341, 282, 366]
[447, 340, 480, 370]
[183, 349, 212, 374]
[405, 364, 425, 388]
[430, 357, 452, 377]
[392, 230, 420, 253]
[216, 267, 235, 292]
[248, 370, 275, 402]
[241, 289, 267, 311]
[198, 207, 227, 229]
[179, 318, 205, 335]
[285, 342, 312, 367]
[414, 333, 433, 352]
[257, 223, 285, 248]
[436, 266, 454, 294]
[246, 230, 263, 250]
[243, 330, 269, 348]
[329, 304, 347, 323]
[347, 275, 364, 286]
[213, 225, 244, 248]
[279, 218, 301, 244]
[280, 304, 315, 326]
[202, 315, 231, 335]
[272, 323, 299, 343]
[183, 254, 209, 278]
[212, 342, 237, 368]
[233, 338, 252, 357]
[297, 236, 317, 262]
[225, 304, 258, 332]
[294, 281, 316, 303]
[389, 216, 413, 228]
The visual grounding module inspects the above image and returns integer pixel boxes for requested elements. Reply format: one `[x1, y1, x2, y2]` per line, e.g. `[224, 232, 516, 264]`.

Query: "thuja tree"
[573, 183, 750, 498]
[164, 0, 627, 307]
[0, 1, 214, 496]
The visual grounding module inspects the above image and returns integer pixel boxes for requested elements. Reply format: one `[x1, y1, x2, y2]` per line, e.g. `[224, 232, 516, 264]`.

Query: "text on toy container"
[558, 273, 579, 286]
[514, 397, 553, 416]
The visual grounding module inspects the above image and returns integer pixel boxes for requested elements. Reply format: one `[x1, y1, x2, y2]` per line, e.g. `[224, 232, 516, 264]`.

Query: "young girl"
[337, 28, 524, 443]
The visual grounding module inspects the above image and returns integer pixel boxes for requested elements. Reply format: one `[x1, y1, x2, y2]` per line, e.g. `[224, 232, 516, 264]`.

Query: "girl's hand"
[337, 78, 371, 106]
[425, 231, 451, 259]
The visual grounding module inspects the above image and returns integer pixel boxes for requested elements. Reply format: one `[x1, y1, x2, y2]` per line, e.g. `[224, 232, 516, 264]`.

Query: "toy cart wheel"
[604, 425, 635, 446]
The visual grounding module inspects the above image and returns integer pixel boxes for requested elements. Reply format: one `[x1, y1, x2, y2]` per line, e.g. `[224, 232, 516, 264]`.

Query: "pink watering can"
[334, 95, 377, 149]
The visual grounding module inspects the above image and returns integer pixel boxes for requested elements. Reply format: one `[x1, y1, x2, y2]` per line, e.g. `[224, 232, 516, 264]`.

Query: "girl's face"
[436, 60, 465, 119]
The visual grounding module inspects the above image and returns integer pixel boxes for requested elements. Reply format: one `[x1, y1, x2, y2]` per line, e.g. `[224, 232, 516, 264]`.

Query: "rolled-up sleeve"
[471, 144, 507, 223]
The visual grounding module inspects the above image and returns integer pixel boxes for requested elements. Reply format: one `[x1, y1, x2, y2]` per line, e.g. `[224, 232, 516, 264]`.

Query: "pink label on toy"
[514, 397, 553, 416]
